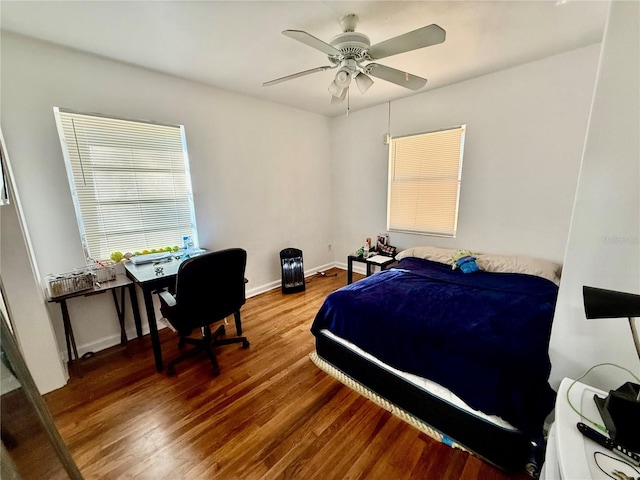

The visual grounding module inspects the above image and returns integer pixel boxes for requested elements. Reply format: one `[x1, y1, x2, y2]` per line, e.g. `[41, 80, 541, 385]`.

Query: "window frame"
[53, 108, 199, 261]
[386, 125, 466, 238]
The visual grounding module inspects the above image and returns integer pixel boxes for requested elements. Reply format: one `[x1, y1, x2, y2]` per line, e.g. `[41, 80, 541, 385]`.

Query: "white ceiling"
[1, 1, 610, 117]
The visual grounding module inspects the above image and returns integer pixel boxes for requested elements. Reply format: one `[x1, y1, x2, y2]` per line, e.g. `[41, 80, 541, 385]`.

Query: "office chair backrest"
[173, 248, 247, 332]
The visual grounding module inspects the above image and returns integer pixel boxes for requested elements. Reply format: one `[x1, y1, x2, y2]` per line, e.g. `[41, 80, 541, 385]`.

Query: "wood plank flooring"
[43, 268, 532, 479]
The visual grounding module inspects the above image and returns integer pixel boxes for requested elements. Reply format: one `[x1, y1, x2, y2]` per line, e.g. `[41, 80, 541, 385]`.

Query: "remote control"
[577, 422, 640, 466]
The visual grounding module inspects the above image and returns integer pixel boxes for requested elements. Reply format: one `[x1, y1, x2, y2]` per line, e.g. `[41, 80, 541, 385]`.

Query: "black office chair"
[158, 248, 250, 376]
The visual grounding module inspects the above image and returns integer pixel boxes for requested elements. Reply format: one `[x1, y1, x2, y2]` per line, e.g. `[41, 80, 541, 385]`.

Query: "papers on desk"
[366, 254, 393, 264]
[129, 252, 173, 265]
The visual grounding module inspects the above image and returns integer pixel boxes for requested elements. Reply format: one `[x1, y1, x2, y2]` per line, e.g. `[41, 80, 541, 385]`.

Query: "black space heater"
[280, 248, 305, 294]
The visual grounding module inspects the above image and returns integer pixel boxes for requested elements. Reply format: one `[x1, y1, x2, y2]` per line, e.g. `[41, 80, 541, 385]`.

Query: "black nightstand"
[347, 254, 396, 284]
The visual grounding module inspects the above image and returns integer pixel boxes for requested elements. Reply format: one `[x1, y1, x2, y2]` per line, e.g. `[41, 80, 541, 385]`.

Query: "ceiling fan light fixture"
[334, 68, 352, 88]
[328, 80, 344, 98]
[330, 88, 347, 104]
[355, 72, 374, 94]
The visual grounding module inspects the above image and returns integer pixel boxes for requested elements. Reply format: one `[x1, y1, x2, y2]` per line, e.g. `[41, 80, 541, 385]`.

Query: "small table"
[124, 254, 195, 372]
[347, 254, 396, 284]
[48, 274, 142, 376]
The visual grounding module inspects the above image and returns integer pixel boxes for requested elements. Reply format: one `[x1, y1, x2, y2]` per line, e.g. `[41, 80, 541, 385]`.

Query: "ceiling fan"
[263, 14, 446, 103]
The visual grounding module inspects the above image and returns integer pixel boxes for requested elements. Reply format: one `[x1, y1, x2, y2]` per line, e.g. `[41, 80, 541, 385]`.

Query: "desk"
[48, 274, 142, 375]
[124, 255, 190, 372]
[541, 378, 639, 479]
[347, 254, 396, 284]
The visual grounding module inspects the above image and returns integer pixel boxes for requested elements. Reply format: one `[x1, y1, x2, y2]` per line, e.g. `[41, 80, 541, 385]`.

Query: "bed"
[310, 246, 561, 476]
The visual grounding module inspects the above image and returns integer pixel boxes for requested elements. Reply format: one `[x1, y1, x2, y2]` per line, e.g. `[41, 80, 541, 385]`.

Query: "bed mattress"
[319, 328, 515, 430]
[313, 329, 538, 473]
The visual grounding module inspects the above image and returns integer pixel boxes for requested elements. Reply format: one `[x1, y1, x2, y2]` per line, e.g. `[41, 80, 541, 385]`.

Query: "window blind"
[387, 125, 465, 237]
[54, 108, 197, 260]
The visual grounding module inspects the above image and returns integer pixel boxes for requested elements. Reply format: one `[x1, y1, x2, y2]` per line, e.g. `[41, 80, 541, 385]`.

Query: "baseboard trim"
[63, 261, 346, 360]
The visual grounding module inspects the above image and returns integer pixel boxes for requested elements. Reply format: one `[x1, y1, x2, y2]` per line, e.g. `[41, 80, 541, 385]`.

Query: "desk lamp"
[583, 285, 640, 451]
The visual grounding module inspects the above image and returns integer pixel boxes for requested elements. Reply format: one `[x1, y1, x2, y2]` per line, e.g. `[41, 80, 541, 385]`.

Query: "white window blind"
[387, 125, 466, 237]
[54, 108, 197, 260]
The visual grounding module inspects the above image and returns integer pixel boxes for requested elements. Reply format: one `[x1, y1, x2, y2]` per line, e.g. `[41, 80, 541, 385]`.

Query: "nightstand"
[541, 377, 639, 479]
[347, 254, 396, 284]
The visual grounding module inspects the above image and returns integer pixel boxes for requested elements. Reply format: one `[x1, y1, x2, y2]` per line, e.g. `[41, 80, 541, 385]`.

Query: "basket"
[46, 271, 94, 299]
[87, 262, 117, 283]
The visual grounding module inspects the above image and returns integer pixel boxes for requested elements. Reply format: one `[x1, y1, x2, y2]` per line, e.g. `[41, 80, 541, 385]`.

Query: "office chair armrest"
[158, 290, 176, 308]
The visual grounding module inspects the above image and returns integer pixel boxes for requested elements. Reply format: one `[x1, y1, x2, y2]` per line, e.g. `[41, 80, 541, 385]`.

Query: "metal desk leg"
[128, 283, 143, 338]
[142, 287, 163, 372]
[59, 299, 81, 376]
[347, 257, 354, 284]
[111, 287, 128, 345]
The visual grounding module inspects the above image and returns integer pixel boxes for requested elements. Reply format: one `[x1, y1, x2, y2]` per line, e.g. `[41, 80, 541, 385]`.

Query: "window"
[54, 108, 198, 260]
[387, 125, 466, 237]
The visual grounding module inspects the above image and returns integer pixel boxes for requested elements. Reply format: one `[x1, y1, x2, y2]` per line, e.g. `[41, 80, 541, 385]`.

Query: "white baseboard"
[61, 261, 345, 360]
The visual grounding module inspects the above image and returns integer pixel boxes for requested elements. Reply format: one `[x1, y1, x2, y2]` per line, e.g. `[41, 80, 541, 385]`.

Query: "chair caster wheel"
[167, 365, 176, 376]
[178, 339, 186, 349]
[242, 340, 250, 349]
[212, 367, 220, 376]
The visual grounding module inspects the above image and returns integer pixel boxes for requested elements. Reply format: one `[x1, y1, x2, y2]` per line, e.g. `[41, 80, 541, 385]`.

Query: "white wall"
[549, 1, 640, 390]
[0, 158, 67, 393]
[331, 44, 601, 267]
[1, 32, 333, 390]
[2, 21, 626, 396]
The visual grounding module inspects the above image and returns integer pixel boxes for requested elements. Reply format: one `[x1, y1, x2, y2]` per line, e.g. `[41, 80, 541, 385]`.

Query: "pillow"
[395, 246, 458, 266]
[475, 254, 562, 284]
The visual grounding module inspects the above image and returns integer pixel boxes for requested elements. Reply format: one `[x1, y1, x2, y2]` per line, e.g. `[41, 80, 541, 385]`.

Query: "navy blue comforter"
[311, 257, 558, 435]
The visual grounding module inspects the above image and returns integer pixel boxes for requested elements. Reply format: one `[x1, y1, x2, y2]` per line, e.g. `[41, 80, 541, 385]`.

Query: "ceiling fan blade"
[367, 24, 445, 60]
[263, 65, 335, 87]
[366, 63, 427, 90]
[355, 72, 374, 94]
[283, 30, 342, 56]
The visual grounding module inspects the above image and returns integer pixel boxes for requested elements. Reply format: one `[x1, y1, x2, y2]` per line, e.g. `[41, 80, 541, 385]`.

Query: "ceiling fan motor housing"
[329, 32, 371, 62]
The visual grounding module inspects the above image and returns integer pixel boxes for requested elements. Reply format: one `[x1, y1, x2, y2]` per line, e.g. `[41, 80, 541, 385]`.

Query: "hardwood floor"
[43, 268, 531, 479]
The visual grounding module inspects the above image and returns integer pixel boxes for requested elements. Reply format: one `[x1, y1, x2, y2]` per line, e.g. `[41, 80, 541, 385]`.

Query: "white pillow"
[396, 247, 562, 284]
[395, 246, 458, 266]
[475, 254, 562, 284]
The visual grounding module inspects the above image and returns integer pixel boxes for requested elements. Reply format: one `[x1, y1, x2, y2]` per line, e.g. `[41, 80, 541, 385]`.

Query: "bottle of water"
[182, 235, 194, 258]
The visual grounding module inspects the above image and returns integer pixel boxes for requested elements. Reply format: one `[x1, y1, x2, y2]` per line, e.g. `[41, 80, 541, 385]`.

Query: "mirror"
[0, 282, 82, 479]
[0, 129, 9, 205]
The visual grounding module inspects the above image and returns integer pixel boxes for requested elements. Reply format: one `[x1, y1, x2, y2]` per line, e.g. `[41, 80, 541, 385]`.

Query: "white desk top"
[555, 378, 639, 480]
